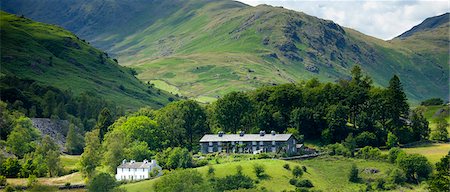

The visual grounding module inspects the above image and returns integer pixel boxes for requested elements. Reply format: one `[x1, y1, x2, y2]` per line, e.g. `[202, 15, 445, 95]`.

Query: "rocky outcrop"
[31, 118, 70, 151]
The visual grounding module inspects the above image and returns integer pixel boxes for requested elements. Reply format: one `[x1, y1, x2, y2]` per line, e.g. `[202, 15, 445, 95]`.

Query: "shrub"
[207, 165, 215, 177]
[386, 132, 399, 149]
[154, 169, 212, 192]
[295, 179, 314, 188]
[357, 146, 381, 160]
[283, 163, 290, 170]
[64, 182, 71, 187]
[292, 165, 303, 178]
[388, 147, 404, 163]
[214, 172, 254, 191]
[387, 168, 406, 184]
[355, 132, 377, 147]
[0, 175, 6, 186]
[27, 175, 38, 187]
[256, 153, 271, 159]
[88, 172, 117, 192]
[348, 164, 359, 182]
[420, 98, 444, 106]
[327, 143, 351, 157]
[4, 185, 15, 192]
[396, 153, 432, 182]
[253, 164, 265, 178]
[194, 159, 208, 167]
[28, 184, 58, 192]
[289, 178, 298, 186]
[302, 166, 307, 173]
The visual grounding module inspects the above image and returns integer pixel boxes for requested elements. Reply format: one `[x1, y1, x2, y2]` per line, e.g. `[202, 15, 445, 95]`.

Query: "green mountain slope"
[3, 0, 448, 103]
[0, 11, 174, 109]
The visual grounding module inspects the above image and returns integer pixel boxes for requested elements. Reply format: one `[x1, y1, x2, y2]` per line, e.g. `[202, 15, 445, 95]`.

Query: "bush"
[64, 182, 71, 187]
[283, 163, 290, 170]
[154, 169, 212, 192]
[0, 175, 6, 186]
[253, 164, 265, 179]
[27, 175, 38, 187]
[387, 147, 404, 163]
[355, 132, 377, 147]
[289, 178, 298, 186]
[214, 172, 254, 191]
[156, 147, 193, 170]
[194, 159, 208, 167]
[348, 164, 359, 182]
[256, 153, 271, 159]
[420, 98, 444, 106]
[386, 132, 399, 149]
[302, 166, 307, 173]
[396, 153, 432, 182]
[295, 179, 314, 188]
[88, 172, 117, 192]
[292, 165, 303, 178]
[387, 168, 406, 184]
[4, 185, 15, 192]
[28, 185, 58, 192]
[207, 165, 215, 177]
[327, 143, 351, 157]
[357, 146, 382, 160]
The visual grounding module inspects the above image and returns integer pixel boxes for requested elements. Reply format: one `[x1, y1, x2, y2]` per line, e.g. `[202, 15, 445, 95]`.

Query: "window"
[218, 141, 222, 145]
[209, 141, 213, 146]
[272, 141, 275, 145]
[252, 141, 257, 145]
[128, 168, 130, 171]
[259, 141, 264, 145]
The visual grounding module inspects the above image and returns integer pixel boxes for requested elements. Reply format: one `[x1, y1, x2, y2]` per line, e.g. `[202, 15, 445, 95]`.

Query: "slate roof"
[117, 161, 152, 169]
[199, 134, 293, 142]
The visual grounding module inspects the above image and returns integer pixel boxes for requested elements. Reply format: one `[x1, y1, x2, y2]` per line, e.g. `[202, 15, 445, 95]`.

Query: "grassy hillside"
[120, 157, 426, 192]
[2, 1, 448, 103]
[0, 11, 174, 109]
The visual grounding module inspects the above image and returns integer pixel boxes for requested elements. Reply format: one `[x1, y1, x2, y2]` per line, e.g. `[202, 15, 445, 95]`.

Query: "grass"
[120, 156, 422, 192]
[6, 172, 85, 186]
[402, 143, 450, 164]
[0, 11, 173, 110]
[61, 155, 81, 172]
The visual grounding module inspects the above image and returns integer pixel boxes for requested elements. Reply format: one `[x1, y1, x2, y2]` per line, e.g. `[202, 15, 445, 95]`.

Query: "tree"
[0, 158, 21, 177]
[65, 123, 85, 155]
[80, 130, 102, 178]
[158, 100, 208, 150]
[387, 147, 405, 163]
[292, 165, 303, 178]
[6, 117, 39, 158]
[396, 153, 432, 183]
[355, 131, 377, 147]
[102, 130, 127, 174]
[125, 141, 153, 162]
[387, 168, 406, 185]
[323, 104, 349, 143]
[35, 135, 61, 177]
[386, 75, 409, 130]
[410, 107, 430, 141]
[345, 65, 372, 127]
[156, 147, 192, 170]
[95, 108, 113, 142]
[430, 116, 449, 141]
[348, 164, 359, 182]
[386, 132, 399, 149]
[116, 116, 162, 150]
[420, 98, 444, 106]
[343, 133, 356, 157]
[88, 172, 117, 192]
[153, 169, 212, 192]
[214, 92, 253, 133]
[428, 151, 449, 191]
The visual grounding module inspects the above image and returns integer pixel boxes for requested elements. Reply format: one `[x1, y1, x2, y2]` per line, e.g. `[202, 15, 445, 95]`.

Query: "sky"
[238, 0, 449, 40]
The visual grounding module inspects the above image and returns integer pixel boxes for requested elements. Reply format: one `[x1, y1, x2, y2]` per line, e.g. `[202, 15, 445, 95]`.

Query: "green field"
[121, 156, 425, 192]
[402, 143, 450, 164]
[423, 105, 450, 132]
[61, 155, 81, 172]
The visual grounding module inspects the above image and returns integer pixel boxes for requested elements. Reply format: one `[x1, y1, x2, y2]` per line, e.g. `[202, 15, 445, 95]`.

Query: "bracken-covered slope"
[3, 0, 448, 103]
[0, 11, 174, 109]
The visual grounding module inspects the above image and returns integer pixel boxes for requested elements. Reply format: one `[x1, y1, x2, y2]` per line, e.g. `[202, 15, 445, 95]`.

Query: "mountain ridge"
[1, 0, 448, 103]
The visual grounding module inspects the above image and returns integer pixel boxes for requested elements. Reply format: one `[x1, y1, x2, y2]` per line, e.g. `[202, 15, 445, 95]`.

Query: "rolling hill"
[0, 11, 174, 109]
[2, 0, 448, 103]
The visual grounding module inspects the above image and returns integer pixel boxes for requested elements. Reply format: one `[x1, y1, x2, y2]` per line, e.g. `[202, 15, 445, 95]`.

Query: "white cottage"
[115, 159, 161, 181]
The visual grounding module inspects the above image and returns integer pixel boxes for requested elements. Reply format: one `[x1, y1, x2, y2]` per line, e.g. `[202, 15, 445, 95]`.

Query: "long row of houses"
[116, 130, 301, 181]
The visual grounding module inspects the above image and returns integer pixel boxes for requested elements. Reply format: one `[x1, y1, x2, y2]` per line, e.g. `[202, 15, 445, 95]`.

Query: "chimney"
[239, 131, 245, 137]
[218, 131, 224, 137]
[130, 160, 136, 164]
[259, 130, 266, 136]
[271, 130, 276, 135]
[122, 159, 127, 164]
[143, 159, 149, 164]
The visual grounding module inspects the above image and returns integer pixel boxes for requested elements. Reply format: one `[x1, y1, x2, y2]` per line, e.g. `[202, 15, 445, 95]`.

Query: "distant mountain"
[396, 13, 449, 39]
[0, 11, 174, 109]
[2, 0, 448, 103]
